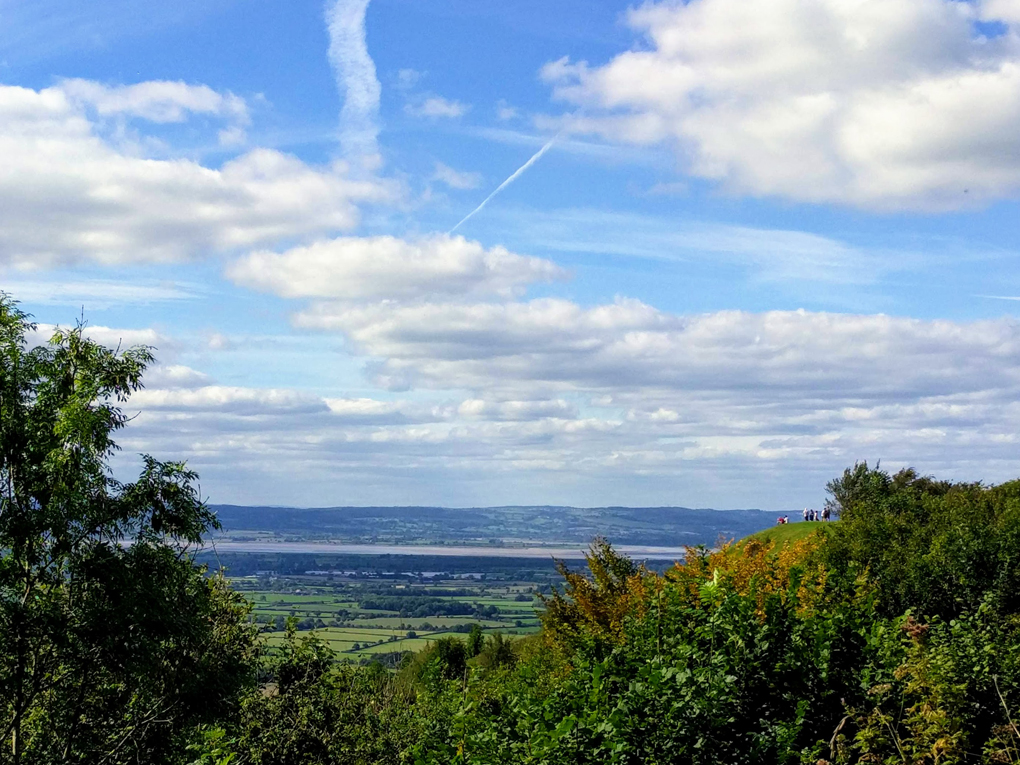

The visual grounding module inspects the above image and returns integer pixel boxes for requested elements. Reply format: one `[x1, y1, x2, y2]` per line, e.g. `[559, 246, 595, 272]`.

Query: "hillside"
[210, 504, 778, 547]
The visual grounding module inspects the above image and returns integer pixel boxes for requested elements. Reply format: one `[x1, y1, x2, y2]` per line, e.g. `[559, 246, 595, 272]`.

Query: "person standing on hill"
[803, 507, 810, 522]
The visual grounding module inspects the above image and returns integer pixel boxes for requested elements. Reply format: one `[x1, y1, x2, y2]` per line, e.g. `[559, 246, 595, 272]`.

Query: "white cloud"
[58, 78, 249, 125]
[145, 364, 212, 389]
[496, 100, 519, 121]
[227, 234, 565, 301]
[27, 322, 165, 351]
[206, 332, 236, 351]
[324, 397, 408, 419]
[0, 82, 396, 268]
[396, 68, 423, 90]
[542, 0, 1020, 210]
[81, 305, 1020, 507]
[132, 385, 330, 415]
[295, 299, 1020, 410]
[457, 398, 577, 421]
[433, 161, 481, 190]
[217, 125, 247, 148]
[982, 0, 1020, 24]
[325, 0, 382, 169]
[405, 96, 469, 119]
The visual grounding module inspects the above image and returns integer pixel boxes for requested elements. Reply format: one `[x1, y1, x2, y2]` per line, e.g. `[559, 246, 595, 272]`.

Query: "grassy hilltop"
[742, 520, 836, 548]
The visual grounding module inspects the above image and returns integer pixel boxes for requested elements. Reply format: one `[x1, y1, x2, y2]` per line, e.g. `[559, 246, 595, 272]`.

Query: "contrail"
[325, 0, 381, 170]
[449, 131, 562, 234]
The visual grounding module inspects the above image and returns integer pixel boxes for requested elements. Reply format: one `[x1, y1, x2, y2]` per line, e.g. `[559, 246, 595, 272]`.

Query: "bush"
[823, 463, 1020, 619]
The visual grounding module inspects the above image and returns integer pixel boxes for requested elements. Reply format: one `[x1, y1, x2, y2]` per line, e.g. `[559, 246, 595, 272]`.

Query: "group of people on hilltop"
[775, 507, 831, 525]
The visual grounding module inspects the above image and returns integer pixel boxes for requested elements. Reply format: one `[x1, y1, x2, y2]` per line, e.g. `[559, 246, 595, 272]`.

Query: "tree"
[0, 295, 258, 764]
[822, 461, 1020, 619]
[466, 624, 484, 658]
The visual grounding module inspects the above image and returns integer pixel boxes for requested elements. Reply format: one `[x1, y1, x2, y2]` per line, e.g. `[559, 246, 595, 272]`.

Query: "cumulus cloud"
[457, 398, 577, 421]
[295, 298, 1020, 427]
[132, 385, 330, 416]
[113, 305, 1020, 506]
[542, 0, 1020, 209]
[0, 82, 395, 268]
[495, 100, 519, 121]
[405, 96, 469, 119]
[59, 78, 249, 125]
[74, 304, 1020, 507]
[26, 322, 164, 350]
[433, 161, 482, 190]
[982, 0, 1020, 24]
[226, 234, 566, 301]
[144, 364, 212, 389]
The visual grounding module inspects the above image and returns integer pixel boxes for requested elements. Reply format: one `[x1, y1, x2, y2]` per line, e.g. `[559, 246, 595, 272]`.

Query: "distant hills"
[209, 504, 778, 548]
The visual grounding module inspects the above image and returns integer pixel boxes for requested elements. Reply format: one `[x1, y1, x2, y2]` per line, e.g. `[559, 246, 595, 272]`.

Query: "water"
[203, 541, 689, 560]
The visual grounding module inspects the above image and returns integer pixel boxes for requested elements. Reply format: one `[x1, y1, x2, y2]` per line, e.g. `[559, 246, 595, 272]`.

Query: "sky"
[3, 0, 1020, 510]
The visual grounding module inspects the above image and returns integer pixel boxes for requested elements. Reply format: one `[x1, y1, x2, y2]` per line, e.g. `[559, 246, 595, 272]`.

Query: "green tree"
[221, 627, 437, 765]
[0, 296, 258, 765]
[476, 632, 516, 671]
[466, 624, 484, 658]
[822, 462, 1020, 619]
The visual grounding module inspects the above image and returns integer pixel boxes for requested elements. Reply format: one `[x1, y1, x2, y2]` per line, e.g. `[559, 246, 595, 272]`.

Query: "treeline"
[357, 596, 499, 618]
[7, 296, 1020, 764]
[377, 587, 476, 597]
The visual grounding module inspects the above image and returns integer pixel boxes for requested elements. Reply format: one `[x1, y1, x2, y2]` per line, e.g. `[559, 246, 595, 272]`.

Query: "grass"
[743, 521, 836, 548]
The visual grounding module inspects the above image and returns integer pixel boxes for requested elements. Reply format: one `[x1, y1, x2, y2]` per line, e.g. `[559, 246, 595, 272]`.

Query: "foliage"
[211, 464, 1020, 763]
[539, 537, 640, 651]
[221, 627, 429, 765]
[835, 603, 1020, 765]
[417, 540, 875, 765]
[467, 625, 484, 658]
[475, 632, 516, 671]
[822, 462, 1020, 620]
[0, 295, 259, 765]
[357, 596, 484, 618]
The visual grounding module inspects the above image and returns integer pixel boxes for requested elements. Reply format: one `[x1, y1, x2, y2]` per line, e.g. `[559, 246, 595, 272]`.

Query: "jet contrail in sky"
[449, 130, 563, 234]
[325, 0, 381, 170]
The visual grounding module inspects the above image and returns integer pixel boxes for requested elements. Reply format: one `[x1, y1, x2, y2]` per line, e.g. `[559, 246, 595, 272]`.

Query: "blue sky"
[3, 0, 1020, 510]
